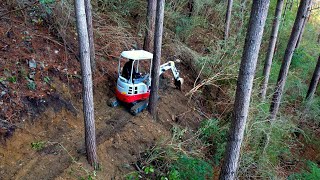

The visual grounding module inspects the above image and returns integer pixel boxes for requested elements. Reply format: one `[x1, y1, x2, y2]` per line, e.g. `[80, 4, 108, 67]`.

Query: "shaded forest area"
[0, 0, 320, 179]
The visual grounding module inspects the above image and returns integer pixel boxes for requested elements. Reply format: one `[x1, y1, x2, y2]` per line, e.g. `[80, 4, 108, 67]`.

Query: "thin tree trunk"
[240, 0, 247, 28]
[224, 0, 233, 40]
[188, 0, 194, 17]
[74, 0, 98, 167]
[306, 55, 320, 100]
[276, 0, 293, 52]
[84, 0, 96, 72]
[148, 0, 165, 119]
[260, 0, 284, 101]
[219, 1, 270, 179]
[143, 0, 157, 52]
[270, 0, 311, 121]
[295, 0, 312, 49]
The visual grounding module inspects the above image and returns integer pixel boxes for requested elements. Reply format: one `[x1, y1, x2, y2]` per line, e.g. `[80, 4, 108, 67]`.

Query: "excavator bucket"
[174, 78, 184, 91]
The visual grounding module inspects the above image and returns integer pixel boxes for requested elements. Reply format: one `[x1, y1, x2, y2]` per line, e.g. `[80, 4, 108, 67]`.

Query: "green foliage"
[289, 161, 320, 180]
[39, 0, 55, 4]
[126, 125, 213, 180]
[31, 141, 46, 151]
[27, 80, 36, 90]
[38, 0, 55, 15]
[174, 15, 208, 41]
[170, 155, 213, 180]
[125, 172, 139, 180]
[43, 76, 51, 84]
[199, 119, 228, 165]
[291, 48, 314, 70]
[7, 76, 17, 83]
[238, 114, 298, 179]
[168, 169, 180, 180]
[143, 165, 155, 175]
[94, 0, 144, 16]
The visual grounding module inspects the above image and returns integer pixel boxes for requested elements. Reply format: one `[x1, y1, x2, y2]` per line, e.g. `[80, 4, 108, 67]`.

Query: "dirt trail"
[0, 81, 204, 180]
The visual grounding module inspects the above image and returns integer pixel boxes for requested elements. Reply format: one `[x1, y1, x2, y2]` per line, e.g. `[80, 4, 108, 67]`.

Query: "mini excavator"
[108, 50, 184, 115]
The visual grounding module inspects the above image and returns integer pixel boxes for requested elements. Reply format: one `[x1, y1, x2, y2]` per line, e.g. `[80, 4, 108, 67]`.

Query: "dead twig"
[33, 34, 64, 47]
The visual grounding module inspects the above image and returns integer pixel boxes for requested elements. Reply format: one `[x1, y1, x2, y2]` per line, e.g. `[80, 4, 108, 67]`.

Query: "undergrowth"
[289, 161, 320, 180]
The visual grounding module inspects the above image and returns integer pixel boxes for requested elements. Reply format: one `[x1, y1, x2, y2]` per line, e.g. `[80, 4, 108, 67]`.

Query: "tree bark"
[295, 0, 312, 49]
[270, 0, 311, 121]
[306, 55, 320, 100]
[188, 0, 194, 17]
[219, 1, 270, 179]
[143, 0, 157, 52]
[224, 0, 233, 40]
[84, 0, 96, 72]
[148, 0, 165, 119]
[260, 0, 284, 101]
[74, 0, 98, 167]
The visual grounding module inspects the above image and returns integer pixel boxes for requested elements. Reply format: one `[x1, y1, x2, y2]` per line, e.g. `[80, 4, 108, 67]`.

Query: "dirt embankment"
[0, 5, 210, 180]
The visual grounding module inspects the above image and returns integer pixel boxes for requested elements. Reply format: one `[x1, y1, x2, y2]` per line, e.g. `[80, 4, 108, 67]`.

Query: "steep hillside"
[0, 1, 215, 179]
[1, 0, 320, 179]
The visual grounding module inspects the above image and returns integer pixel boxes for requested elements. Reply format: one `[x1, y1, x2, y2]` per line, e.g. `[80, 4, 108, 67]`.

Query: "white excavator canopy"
[120, 50, 153, 60]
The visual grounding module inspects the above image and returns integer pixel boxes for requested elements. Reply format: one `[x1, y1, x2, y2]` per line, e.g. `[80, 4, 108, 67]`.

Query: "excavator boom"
[159, 61, 184, 90]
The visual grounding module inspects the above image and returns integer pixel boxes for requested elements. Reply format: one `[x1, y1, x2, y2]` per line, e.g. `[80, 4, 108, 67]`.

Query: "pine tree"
[74, 0, 98, 167]
[306, 55, 320, 100]
[219, 0, 270, 179]
[260, 0, 284, 100]
[270, 0, 311, 121]
[148, 0, 165, 119]
[143, 0, 157, 52]
[224, 0, 233, 40]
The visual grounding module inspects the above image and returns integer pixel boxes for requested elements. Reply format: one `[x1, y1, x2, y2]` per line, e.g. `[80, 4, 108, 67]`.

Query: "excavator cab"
[108, 49, 183, 115]
[115, 50, 153, 105]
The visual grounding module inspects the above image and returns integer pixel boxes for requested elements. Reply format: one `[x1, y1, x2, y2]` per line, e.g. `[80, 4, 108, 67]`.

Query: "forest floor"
[1, 3, 320, 180]
[0, 7, 211, 180]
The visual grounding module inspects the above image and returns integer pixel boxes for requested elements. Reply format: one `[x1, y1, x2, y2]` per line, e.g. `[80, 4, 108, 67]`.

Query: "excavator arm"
[159, 61, 184, 90]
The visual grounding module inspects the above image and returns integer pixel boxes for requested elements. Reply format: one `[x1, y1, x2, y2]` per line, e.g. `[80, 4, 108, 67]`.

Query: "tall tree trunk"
[224, 0, 233, 40]
[84, 0, 96, 72]
[74, 0, 98, 167]
[143, 0, 157, 52]
[219, 1, 270, 179]
[260, 0, 284, 101]
[270, 0, 311, 121]
[148, 0, 165, 119]
[295, 0, 312, 49]
[306, 55, 320, 100]
[188, 0, 194, 17]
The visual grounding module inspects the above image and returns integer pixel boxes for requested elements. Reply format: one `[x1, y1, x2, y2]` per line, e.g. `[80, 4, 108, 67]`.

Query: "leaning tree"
[295, 0, 313, 49]
[219, 0, 270, 179]
[260, 0, 285, 101]
[306, 55, 320, 100]
[270, 0, 311, 121]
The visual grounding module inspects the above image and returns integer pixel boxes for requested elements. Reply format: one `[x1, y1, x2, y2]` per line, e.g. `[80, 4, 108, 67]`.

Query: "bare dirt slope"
[0, 78, 203, 180]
